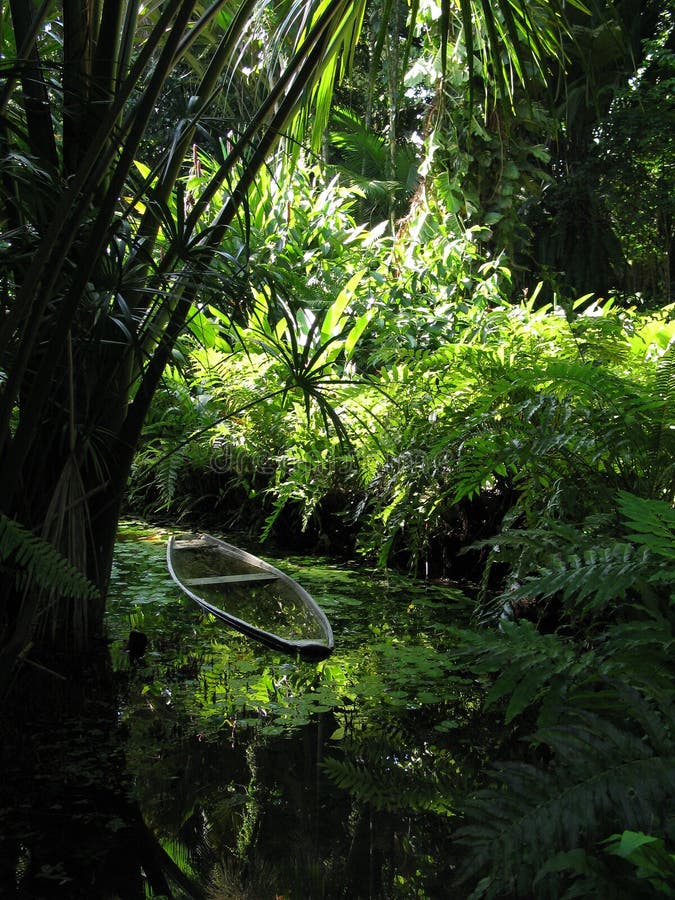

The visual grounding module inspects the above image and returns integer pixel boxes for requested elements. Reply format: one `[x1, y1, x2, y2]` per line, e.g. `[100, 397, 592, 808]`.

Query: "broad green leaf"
[603, 831, 660, 858]
[344, 310, 372, 360]
[534, 849, 597, 883]
[320, 269, 366, 344]
[505, 670, 541, 723]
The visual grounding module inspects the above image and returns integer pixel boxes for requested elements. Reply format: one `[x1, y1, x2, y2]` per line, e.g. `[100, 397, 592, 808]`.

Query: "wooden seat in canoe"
[184, 573, 279, 586]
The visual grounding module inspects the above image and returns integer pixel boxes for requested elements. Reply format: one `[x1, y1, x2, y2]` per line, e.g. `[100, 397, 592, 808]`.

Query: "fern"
[617, 491, 675, 563]
[456, 706, 675, 899]
[503, 542, 654, 616]
[322, 724, 457, 815]
[0, 513, 96, 601]
[599, 617, 675, 702]
[322, 755, 456, 815]
[450, 548, 675, 898]
[448, 621, 584, 725]
[365, 337, 672, 567]
[654, 339, 675, 405]
[475, 491, 674, 628]
[155, 443, 188, 510]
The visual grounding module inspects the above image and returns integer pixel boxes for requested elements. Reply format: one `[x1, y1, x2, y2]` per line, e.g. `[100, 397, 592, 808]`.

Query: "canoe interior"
[170, 536, 330, 647]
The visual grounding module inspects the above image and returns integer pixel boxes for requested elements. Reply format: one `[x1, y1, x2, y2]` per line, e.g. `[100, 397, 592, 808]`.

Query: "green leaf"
[320, 268, 365, 344]
[344, 309, 372, 359]
[0, 514, 97, 601]
[534, 849, 597, 883]
[603, 830, 660, 858]
[505, 670, 542, 723]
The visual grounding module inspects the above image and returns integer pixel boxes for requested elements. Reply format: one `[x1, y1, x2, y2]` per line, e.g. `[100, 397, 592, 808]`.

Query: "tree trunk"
[0, 336, 143, 694]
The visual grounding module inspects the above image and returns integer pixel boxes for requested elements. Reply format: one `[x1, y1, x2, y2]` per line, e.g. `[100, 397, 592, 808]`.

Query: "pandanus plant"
[0, 0, 370, 685]
[0, 0, 580, 688]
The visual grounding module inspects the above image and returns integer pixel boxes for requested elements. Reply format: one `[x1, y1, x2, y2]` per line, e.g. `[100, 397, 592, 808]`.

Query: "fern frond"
[0, 513, 96, 601]
[322, 724, 456, 815]
[477, 490, 674, 627]
[452, 614, 675, 737]
[654, 341, 675, 407]
[155, 444, 188, 509]
[456, 710, 675, 898]
[617, 492, 675, 563]
[449, 621, 582, 725]
[506, 542, 653, 614]
[599, 617, 675, 703]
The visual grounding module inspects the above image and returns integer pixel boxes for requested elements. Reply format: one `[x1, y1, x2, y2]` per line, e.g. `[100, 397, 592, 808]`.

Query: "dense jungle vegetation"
[1, 0, 674, 897]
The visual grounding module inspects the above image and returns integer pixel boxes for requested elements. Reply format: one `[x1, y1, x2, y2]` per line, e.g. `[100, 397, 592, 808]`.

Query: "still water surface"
[1, 521, 484, 899]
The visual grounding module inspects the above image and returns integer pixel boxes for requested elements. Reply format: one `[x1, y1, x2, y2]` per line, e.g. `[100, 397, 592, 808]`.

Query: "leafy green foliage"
[127, 171, 674, 899]
[594, 18, 675, 304]
[0, 513, 96, 602]
[0, 0, 389, 685]
[3, 0, 672, 895]
[448, 612, 675, 897]
[322, 722, 456, 814]
[602, 831, 675, 896]
[477, 488, 675, 628]
[444, 484, 675, 897]
[356, 300, 675, 569]
[328, 106, 418, 221]
[619, 491, 675, 564]
[457, 708, 675, 898]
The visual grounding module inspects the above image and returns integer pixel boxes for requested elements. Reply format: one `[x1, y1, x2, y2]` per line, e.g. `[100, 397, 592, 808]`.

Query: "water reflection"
[1, 522, 480, 898]
[0, 663, 202, 899]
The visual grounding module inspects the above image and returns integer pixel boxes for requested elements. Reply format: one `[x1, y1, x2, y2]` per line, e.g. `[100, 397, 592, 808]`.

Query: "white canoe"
[167, 533, 334, 660]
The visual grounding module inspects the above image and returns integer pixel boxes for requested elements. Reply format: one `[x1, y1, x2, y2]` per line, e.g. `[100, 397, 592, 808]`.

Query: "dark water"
[1, 522, 485, 899]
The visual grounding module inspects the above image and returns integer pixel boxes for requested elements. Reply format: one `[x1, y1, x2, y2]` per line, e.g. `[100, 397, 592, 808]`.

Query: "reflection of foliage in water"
[107, 522, 483, 897]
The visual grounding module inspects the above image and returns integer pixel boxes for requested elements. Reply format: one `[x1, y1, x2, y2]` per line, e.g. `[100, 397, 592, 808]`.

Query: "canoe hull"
[167, 534, 334, 660]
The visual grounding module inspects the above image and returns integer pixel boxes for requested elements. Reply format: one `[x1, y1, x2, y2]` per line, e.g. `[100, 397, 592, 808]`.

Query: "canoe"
[167, 533, 334, 661]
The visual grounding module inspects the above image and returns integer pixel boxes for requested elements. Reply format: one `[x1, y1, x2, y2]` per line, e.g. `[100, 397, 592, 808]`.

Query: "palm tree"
[0, 0, 579, 694]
